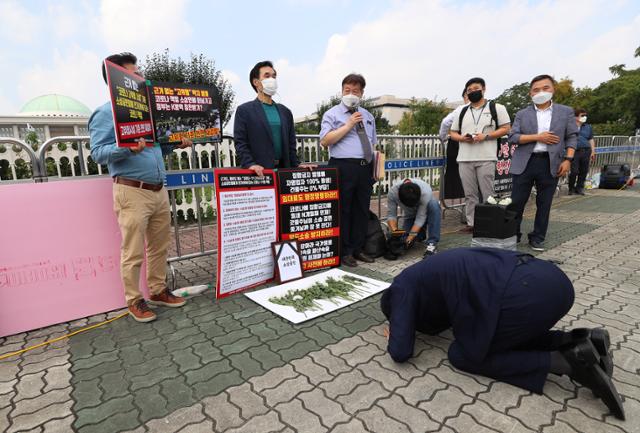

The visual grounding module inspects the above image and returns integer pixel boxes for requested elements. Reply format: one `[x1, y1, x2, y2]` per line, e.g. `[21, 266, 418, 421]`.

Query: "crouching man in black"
[381, 247, 624, 420]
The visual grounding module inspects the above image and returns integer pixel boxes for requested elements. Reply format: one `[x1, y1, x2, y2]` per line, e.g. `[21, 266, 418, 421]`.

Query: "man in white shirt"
[449, 78, 511, 232]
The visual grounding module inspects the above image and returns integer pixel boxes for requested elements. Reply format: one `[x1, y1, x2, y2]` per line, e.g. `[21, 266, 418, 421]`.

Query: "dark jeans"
[448, 258, 575, 394]
[330, 158, 373, 256]
[510, 153, 558, 243]
[568, 148, 592, 191]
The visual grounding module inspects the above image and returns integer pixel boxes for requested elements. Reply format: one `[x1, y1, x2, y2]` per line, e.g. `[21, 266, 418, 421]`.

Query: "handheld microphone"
[347, 106, 365, 130]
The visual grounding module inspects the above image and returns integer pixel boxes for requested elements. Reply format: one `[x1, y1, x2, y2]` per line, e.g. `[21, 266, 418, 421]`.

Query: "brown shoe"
[149, 288, 186, 308]
[128, 300, 157, 323]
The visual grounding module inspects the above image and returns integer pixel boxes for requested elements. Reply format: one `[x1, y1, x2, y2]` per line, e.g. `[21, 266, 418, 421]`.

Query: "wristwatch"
[563, 156, 574, 161]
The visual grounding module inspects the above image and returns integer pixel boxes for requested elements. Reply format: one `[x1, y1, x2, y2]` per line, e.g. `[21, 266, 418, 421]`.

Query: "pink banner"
[0, 178, 144, 337]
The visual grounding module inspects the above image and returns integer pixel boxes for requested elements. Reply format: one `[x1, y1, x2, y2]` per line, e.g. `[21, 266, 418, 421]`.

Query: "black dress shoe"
[353, 252, 375, 263]
[341, 255, 358, 267]
[576, 188, 586, 196]
[529, 240, 545, 251]
[568, 188, 576, 195]
[565, 328, 613, 377]
[562, 340, 625, 420]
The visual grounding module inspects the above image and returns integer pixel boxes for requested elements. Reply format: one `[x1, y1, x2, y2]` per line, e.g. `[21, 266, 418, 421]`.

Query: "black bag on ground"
[600, 164, 631, 189]
[363, 211, 387, 258]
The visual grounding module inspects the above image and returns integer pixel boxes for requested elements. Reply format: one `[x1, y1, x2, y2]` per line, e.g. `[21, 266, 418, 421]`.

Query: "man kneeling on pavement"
[381, 247, 624, 420]
[386, 178, 441, 258]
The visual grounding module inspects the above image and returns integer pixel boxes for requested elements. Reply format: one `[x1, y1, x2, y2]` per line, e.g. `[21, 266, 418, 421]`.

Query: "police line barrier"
[1, 134, 638, 290]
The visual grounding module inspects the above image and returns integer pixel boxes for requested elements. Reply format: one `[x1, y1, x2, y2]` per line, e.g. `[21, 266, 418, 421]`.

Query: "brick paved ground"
[1, 186, 639, 433]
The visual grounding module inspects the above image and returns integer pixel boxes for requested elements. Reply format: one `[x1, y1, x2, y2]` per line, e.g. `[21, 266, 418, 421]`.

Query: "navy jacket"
[382, 248, 523, 364]
[233, 98, 299, 169]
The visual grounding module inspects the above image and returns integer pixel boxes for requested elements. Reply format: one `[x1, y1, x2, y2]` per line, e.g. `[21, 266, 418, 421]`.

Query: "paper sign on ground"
[215, 169, 278, 298]
[244, 268, 389, 324]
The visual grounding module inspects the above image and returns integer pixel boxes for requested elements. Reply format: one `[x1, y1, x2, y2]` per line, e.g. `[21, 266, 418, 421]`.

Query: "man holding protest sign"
[89, 52, 191, 322]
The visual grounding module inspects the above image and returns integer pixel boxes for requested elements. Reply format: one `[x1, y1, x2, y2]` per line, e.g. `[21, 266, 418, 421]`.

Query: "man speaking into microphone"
[320, 73, 377, 268]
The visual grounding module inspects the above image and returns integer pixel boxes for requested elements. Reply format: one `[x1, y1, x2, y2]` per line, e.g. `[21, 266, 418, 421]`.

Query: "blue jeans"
[400, 199, 441, 244]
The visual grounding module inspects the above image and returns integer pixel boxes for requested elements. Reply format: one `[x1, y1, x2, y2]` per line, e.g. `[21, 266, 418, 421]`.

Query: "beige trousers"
[458, 161, 495, 227]
[113, 183, 171, 305]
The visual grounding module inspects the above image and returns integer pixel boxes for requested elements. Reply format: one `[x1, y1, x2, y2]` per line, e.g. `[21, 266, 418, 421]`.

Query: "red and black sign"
[494, 138, 516, 196]
[104, 60, 155, 147]
[148, 81, 222, 145]
[277, 168, 340, 271]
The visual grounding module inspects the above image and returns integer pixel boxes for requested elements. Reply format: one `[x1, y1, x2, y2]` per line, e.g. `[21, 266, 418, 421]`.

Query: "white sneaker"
[424, 243, 437, 257]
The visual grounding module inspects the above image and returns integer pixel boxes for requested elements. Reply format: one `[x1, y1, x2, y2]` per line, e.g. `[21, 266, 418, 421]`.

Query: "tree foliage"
[141, 49, 235, 128]
[396, 99, 451, 135]
[495, 47, 640, 136]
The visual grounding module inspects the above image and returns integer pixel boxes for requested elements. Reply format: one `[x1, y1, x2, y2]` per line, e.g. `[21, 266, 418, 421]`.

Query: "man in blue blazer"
[233, 60, 299, 176]
[381, 248, 624, 420]
[508, 75, 578, 251]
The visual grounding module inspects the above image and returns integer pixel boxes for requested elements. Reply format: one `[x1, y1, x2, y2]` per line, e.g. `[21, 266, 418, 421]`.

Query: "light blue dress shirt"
[320, 103, 377, 159]
[89, 102, 173, 184]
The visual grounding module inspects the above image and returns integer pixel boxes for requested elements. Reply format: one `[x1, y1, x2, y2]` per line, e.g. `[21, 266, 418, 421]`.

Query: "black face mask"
[467, 90, 483, 103]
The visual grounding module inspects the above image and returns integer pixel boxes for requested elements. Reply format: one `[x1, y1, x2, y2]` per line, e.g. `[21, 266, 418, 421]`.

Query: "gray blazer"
[508, 103, 578, 177]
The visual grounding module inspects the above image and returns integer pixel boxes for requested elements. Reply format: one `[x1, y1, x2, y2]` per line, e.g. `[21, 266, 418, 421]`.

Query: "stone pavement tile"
[201, 393, 243, 431]
[357, 326, 387, 351]
[463, 400, 536, 433]
[227, 382, 269, 419]
[228, 351, 264, 381]
[326, 335, 367, 357]
[417, 386, 473, 423]
[77, 409, 140, 433]
[177, 420, 214, 433]
[328, 418, 369, 433]
[427, 364, 488, 397]
[319, 369, 369, 400]
[192, 368, 244, 401]
[0, 406, 10, 433]
[310, 350, 351, 376]
[14, 371, 46, 401]
[12, 388, 71, 417]
[336, 381, 389, 414]
[20, 354, 69, 377]
[134, 384, 169, 421]
[74, 394, 135, 430]
[262, 375, 314, 406]
[542, 420, 581, 433]
[507, 393, 563, 431]
[340, 343, 384, 368]
[356, 359, 408, 391]
[290, 357, 334, 385]
[372, 353, 424, 382]
[144, 403, 205, 433]
[275, 399, 328, 433]
[566, 387, 622, 422]
[223, 411, 285, 433]
[8, 400, 72, 433]
[250, 364, 297, 393]
[396, 373, 448, 406]
[357, 406, 411, 433]
[446, 412, 503, 433]
[556, 406, 627, 433]
[297, 388, 350, 429]
[42, 365, 72, 393]
[161, 376, 196, 414]
[41, 415, 74, 433]
[377, 394, 439, 432]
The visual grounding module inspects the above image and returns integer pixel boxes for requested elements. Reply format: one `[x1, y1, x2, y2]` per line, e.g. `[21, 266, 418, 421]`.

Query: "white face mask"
[342, 94, 361, 108]
[532, 91, 553, 105]
[261, 78, 278, 96]
[579, 116, 587, 123]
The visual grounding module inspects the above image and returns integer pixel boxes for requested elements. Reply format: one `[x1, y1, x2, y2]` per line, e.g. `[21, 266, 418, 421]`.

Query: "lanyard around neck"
[470, 102, 487, 127]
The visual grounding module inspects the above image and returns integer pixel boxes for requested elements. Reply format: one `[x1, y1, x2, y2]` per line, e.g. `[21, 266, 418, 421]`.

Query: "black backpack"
[458, 100, 500, 143]
[363, 211, 387, 258]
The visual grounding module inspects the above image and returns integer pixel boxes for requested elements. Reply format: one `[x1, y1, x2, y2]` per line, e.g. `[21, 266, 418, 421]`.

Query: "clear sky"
[1, 0, 639, 127]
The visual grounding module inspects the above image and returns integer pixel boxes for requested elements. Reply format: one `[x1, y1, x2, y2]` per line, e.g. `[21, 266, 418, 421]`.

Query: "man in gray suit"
[508, 75, 578, 251]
